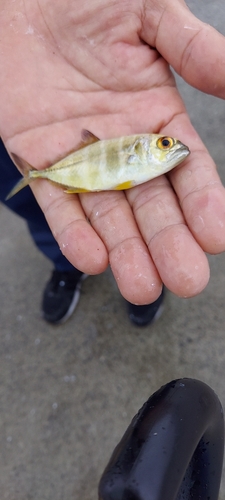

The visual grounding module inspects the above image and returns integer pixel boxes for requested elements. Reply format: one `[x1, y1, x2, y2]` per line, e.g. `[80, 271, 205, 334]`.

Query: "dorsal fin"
[81, 129, 100, 144]
[74, 129, 100, 151]
[46, 130, 101, 166]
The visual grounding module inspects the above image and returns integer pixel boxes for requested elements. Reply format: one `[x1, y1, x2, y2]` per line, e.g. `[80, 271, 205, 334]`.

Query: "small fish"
[6, 130, 190, 199]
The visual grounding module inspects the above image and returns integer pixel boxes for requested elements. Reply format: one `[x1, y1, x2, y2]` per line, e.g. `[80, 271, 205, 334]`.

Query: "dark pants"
[0, 139, 74, 272]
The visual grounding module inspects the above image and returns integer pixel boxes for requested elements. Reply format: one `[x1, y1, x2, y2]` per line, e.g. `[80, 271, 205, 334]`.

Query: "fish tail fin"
[6, 153, 36, 200]
[6, 176, 31, 200]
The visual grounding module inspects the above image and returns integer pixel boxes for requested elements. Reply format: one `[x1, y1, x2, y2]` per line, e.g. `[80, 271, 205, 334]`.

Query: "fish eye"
[157, 137, 174, 150]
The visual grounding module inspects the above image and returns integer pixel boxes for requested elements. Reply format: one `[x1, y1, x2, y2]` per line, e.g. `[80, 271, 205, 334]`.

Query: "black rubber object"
[99, 378, 224, 500]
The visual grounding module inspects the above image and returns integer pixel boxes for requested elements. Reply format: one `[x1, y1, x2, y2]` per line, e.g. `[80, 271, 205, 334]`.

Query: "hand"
[0, 0, 225, 304]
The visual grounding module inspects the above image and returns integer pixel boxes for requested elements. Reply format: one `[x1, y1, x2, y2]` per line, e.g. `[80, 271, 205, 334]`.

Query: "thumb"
[140, 0, 225, 98]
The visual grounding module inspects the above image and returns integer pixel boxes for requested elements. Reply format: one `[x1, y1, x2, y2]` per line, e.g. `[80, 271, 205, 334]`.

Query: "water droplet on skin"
[7, 436, 12, 442]
[25, 25, 34, 35]
[183, 25, 199, 30]
[192, 215, 205, 234]
[35, 338, 40, 345]
[52, 403, 58, 410]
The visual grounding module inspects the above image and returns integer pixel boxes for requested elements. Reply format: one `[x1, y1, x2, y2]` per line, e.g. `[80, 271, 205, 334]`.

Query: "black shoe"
[127, 288, 164, 327]
[42, 270, 88, 324]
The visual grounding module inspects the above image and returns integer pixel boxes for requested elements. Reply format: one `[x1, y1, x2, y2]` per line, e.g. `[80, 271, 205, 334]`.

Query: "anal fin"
[64, 187, 91, 194]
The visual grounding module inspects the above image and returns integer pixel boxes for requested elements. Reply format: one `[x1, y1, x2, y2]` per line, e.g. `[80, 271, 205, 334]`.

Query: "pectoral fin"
[114, 181, 133, 190]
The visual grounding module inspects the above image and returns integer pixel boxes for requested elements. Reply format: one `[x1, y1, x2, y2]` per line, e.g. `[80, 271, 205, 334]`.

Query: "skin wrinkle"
[180, 181, 222, 208]
[40, 5, 137, 90]
[164, 109, 189, 128]
[130, 184, 174, 216]
[42, 189, 77, 222]
[58, 218, 87, 244]
[33, 1, 170, 92]
[150, 226, 209, 297]
[127, 172, 179, 213]
[179, 26, 202, 79]
[46, 206, 93, 243]
[147, 221, 187, 248]
[142, 1, 221, 93]
[82, 197, 144, 253]
[57, 219, 108, 273]
[36, 0, 58, 47]
[83, 192, 126, 226]
[129, 183, 186, 252]
[153, 4, 203, 79]
[142, 0, 165, 48]
[169, 149, 222, 206]
[29, 183, 108, 268]
[110, 235, 147, 255]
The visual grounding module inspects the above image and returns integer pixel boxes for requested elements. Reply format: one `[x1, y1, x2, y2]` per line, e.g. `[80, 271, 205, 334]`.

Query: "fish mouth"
[168, 145, 190, 163]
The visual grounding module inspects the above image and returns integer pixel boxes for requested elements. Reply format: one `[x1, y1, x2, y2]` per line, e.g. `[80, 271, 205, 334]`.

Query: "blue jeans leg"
[0, 138, 75, 272]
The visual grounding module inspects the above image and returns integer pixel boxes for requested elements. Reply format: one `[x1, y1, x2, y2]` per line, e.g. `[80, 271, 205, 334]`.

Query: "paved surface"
[1, 1, 225, 499]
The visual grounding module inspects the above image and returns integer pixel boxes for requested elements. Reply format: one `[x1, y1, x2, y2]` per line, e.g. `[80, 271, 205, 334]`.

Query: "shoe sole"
[152, 303, 164, 323]
[54, 273, 88, 324]
[128, 296, 165, 327]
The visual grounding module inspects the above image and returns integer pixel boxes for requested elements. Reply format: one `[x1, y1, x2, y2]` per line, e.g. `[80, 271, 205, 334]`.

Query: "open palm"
[1, 0, 225, 304]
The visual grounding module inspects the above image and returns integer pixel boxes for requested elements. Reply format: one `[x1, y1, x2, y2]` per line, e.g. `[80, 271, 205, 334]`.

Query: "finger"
[162, 112, 225, 255]
[126, 175, 209, 298]
[80, 190, 163, 304]
[31, 180, 108, 274]
[141, 0, 225, 98]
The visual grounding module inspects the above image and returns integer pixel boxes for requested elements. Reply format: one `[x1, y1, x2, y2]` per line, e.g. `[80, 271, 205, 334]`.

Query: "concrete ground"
[1, 1, 225, 499]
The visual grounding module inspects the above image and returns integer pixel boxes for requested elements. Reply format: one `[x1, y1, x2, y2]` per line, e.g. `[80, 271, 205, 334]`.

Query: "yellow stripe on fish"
[6, 130, 190, 200]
